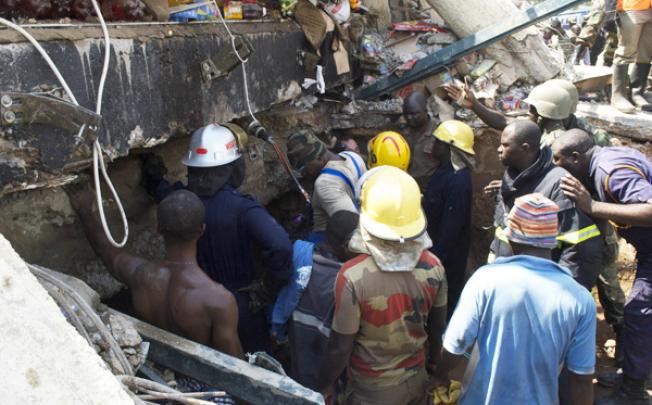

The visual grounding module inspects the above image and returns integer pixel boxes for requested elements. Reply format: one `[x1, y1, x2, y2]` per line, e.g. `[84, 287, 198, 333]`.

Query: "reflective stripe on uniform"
[496, 224, 601, 245]
[292, 311, 331, 338]
[556, 224, 601, 245]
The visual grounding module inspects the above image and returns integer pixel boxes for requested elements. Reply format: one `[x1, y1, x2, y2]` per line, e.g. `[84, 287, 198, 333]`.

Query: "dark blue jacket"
[198, 185, 292, 289]
[146, 179, 292, 289]
[424, 162, 472, 310]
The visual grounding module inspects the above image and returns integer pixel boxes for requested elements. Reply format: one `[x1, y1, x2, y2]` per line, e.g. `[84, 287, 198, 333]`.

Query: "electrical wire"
[0, 9, 129, 248]
[208, 2, 310, 203]
[210, 0, 258, 125]
[89, 0, 129, 248]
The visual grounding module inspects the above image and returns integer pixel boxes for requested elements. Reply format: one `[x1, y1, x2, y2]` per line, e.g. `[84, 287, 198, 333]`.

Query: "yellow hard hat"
[359, 166, 426, 242]
[432, 120, 475, 155]
[367, 131, 411, 171]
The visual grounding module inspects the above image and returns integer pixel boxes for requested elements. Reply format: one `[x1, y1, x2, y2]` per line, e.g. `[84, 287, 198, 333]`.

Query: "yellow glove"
[431, 380, 462, 405]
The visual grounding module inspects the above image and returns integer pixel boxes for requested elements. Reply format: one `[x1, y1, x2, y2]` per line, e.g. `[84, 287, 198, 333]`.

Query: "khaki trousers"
[614, 10, 652, 64]
[345, 368, 429, 405]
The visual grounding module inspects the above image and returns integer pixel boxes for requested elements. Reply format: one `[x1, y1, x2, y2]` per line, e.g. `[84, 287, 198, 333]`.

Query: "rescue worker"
[286, 130, 366, 243]
[354, 131, 412, 200]
[490, 120, 602, 290]
[450, 80, 625, 337]
[609, 0, 652, 113]
[400, 90, 440, 192]
[424, 120, 474, 317]
[527, 81, 626, 361]
[141, 124, 293, 353]
[317, 167, 448, 405]
[552, 129, 652, 405]
[367, 131, 411, 171]
[289, 210, 359, 391]
[67, 186, 244, 358]
[443, 79, 610, 146]
[433, 193, 596, 405]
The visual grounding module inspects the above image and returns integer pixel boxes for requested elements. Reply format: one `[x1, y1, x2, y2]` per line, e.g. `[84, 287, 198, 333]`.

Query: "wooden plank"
[108, 309, 324, 405]
[355, 0, 588, 99]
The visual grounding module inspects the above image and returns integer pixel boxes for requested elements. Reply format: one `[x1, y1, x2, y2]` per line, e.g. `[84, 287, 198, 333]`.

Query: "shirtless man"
[68, 185, 243, 358]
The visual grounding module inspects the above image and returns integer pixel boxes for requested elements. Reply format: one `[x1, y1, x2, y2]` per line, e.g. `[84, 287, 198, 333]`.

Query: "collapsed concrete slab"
[0, 232, 133, 405]
[576, 103, 652, 142]
[0, 21, 348, 195]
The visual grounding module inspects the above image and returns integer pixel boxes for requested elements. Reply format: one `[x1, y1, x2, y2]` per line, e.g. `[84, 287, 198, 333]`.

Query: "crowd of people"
[66, 77, 651, 405]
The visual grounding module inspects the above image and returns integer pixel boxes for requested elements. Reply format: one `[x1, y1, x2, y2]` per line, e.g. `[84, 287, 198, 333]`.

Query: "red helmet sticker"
[196, 147, 208, 155]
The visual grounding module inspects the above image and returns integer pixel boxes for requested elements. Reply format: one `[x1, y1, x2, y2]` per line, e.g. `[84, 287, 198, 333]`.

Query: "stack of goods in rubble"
[0, 0, 149, 21]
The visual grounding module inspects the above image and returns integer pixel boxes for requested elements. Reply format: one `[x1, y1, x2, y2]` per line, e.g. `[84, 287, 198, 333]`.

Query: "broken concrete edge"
[576, 102, 652, 141]
[0, 20, 302, 44]
[0, 22, 352, 196]
[109, 309, 325, 405]
[0, 232, 134, 404]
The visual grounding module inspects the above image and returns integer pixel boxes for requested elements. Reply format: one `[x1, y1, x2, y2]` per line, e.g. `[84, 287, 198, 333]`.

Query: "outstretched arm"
[67, 183, 147, 287]
[443, 84, 509, 131]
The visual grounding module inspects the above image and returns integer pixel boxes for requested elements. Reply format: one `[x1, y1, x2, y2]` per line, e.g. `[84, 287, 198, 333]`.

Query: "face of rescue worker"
[551, 142, 585, 180]
[498, 128, 524, 168]
[403, 103, 429, 129]
[301, 158, 324, 181]
[430, 138, 449, 162]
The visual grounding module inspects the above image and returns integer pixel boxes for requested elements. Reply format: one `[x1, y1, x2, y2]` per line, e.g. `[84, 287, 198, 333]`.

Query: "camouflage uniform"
[578, 0, 619, 65]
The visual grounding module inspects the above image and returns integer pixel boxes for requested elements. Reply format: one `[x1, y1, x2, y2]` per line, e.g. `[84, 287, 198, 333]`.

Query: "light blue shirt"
[443, 255, 596, 405]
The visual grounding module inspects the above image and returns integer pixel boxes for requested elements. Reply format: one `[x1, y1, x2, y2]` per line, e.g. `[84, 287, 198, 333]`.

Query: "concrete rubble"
[0, 0, 651, 403]
[0, 233, 134, 405]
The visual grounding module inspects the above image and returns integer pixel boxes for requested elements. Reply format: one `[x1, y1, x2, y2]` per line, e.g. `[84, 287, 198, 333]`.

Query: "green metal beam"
[109, 310, 324, 405]
[355, 0, 589, 99]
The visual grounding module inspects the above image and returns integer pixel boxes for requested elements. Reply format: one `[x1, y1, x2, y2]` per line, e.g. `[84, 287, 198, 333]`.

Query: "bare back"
[130, 262, 243, 358]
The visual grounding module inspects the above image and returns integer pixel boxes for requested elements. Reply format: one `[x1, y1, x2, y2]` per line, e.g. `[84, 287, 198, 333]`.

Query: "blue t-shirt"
[443, 255, 596, 405]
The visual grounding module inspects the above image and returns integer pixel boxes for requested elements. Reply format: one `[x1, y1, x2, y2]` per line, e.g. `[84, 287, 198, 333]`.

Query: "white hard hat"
[182, 124, 242, 167]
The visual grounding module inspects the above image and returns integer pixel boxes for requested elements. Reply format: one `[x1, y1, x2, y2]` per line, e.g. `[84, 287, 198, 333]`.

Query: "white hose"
[0, 9, 129, 248]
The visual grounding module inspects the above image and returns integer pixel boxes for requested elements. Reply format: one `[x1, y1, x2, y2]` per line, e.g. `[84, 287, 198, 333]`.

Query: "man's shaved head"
[505, 119, 542, 147]
[404, 91, 428, 110]
[498, 119, 542, 171]
[158, 190, 205, 244]
[403, 91, 430, 129]
[550, 129, 595, 181]
[552, 129, 595, 157]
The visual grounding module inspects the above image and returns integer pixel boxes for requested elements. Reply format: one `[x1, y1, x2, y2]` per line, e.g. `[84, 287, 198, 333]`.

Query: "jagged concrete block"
[0, 233, 133, 405]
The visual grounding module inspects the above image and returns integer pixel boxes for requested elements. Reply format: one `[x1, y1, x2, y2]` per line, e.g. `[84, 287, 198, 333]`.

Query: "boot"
[595, 375, 652, 405]
[630, 63, 652, 112]
[612, 64, 636, 114]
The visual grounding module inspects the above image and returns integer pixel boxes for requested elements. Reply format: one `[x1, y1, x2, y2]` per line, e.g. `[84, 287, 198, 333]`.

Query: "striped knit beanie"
[505, 193, 560, 249]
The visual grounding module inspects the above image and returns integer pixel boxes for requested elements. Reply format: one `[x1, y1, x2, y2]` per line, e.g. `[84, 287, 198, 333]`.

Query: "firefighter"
[424, 120, 474, 317]
[367, 131, 411, 172]
[553, 129, 652, 405]
[489, 120, 602, 290]
[141, 124, 293, 353]
[286, 129, 366, 243]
